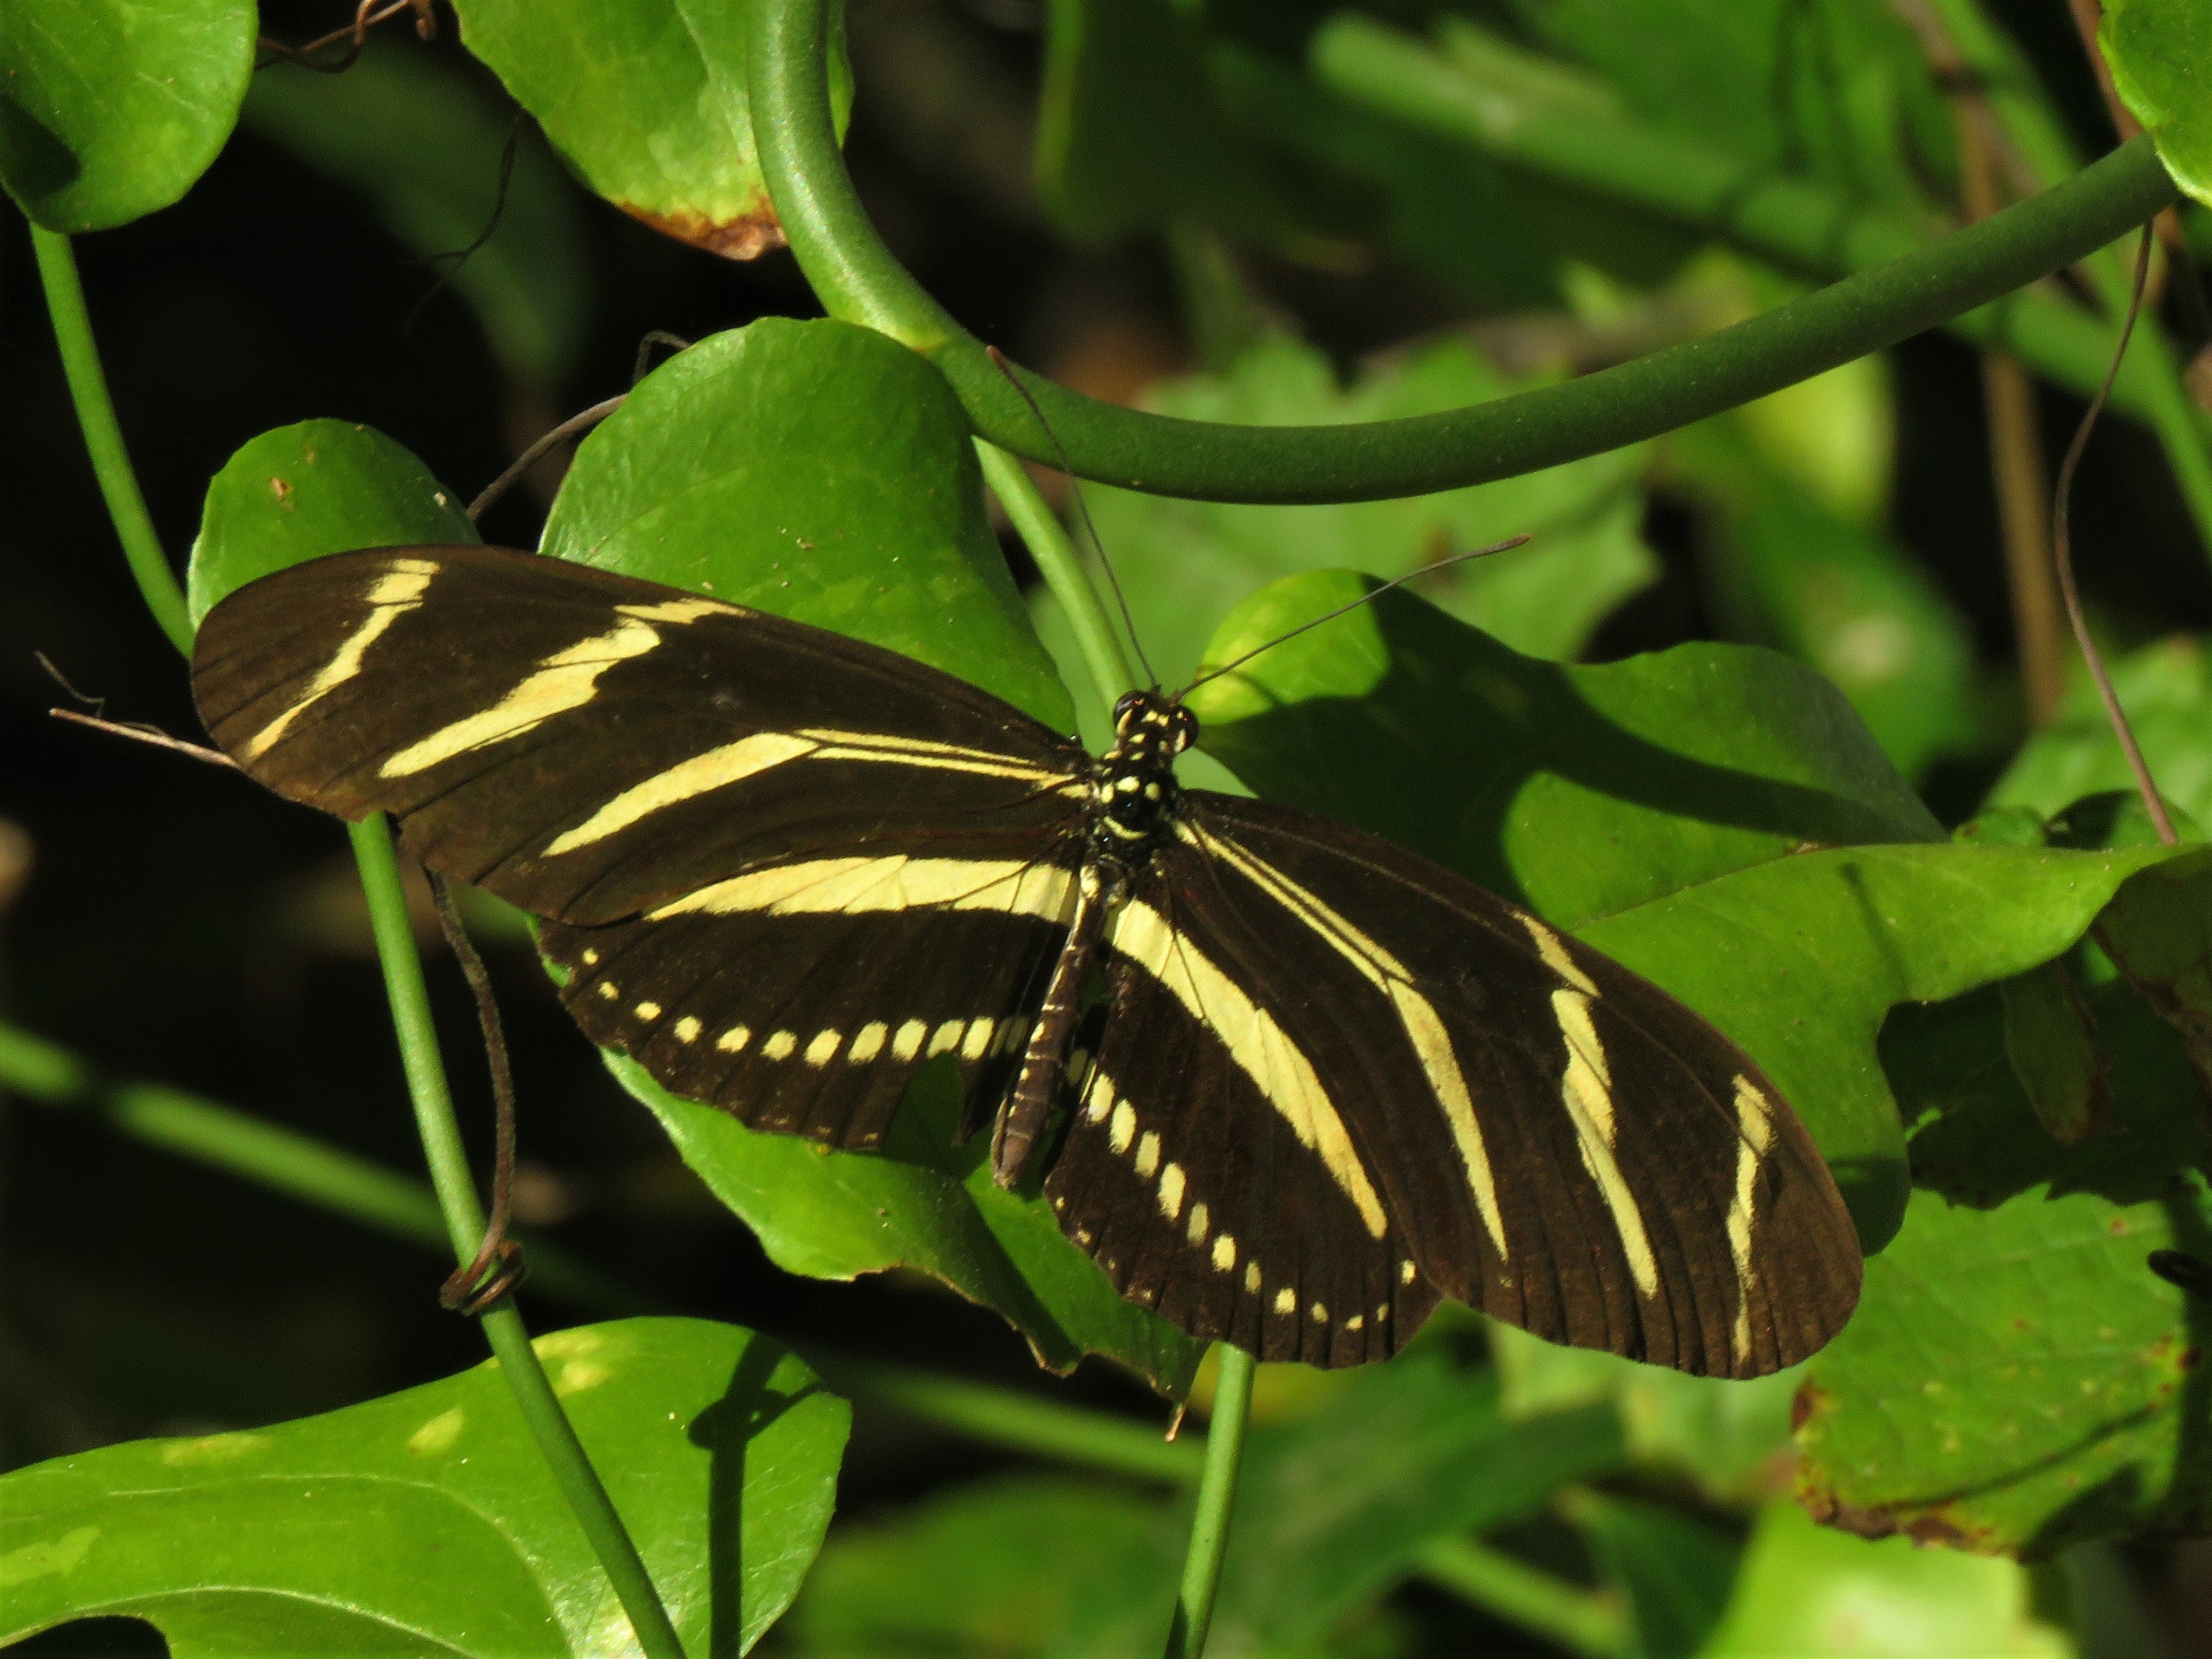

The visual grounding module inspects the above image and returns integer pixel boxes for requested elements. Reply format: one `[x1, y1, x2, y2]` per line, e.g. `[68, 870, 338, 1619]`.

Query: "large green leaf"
[1799, 1175, 2212, 1559]
[615, 1054, 1201, 1397]
[451, 0, 850, 259]
[542, 317, 1072, 730]
[2104, 0, 2212, 207]
[0, 0, 252, 231]
[242, 43, 591, 389]
[1986, 636, 2212, 829]
[1803, 894, 2212, 1557]
[1191, 574, 2178, 1245]
[187, 420, 480, 626]
[1703, 1499, 2071, 1655]
[0, 1318, 848, 1656]
[1045, 335, 1656, 711]
[1189, 571, 1937, 925]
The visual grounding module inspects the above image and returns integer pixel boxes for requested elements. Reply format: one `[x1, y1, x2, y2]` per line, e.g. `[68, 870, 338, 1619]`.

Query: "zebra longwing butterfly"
[192, 543, 1862, 1375]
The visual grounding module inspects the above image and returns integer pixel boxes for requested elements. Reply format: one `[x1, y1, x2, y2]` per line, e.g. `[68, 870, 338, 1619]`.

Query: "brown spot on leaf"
[620, 199, 787, 260]
[1791, 1379, 1829, 1433]
[269, 477, 292, 507]
[1801, 1486, 1991, 1551]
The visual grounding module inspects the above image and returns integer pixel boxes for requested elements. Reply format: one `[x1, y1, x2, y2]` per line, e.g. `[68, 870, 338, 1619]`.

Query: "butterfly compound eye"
[1168, 704, 1197, 753]
[1112, 691, 1145, 732]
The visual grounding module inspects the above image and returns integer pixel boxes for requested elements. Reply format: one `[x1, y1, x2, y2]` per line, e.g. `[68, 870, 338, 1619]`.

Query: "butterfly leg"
[992, 862, 1114, 1186]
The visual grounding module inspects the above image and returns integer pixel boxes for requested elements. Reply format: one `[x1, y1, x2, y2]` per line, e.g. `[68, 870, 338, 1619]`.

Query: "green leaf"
[2000, 961, 2108, 1145]
[1702, 1499, 2072, 1655]
[1495, 0, 1954, 210]
[1210, 31, 1700, 310]
[242, 43, 591, 388]
[1190, 576, 2180, 1246]
[450, 0, 851, 259]
[1189, 572, 1938, 926]
[788, 1475, 1172, 1659]
[611, 1053, 1202, 1397]
[1988, 636, 2212, 828]
[1036, 0, 1299, 247]
[542, 317, 1072, 730]
[1799, 1169, 2212, 1555]
[0, 0, 253, 232]
[1488, 1322, 1799, 1503]
[1564, 1490, 1738, 1659]
[1036, 1347, 1629, 1657]
[1053, 336, 1656, 702]
[1202, 1351, 1624, 1655]
[187, 420, 480, 628]
[2103, 0, 2212, 207]
[0, 1318, 848, 1657]
[1704, 488, 1983, 784]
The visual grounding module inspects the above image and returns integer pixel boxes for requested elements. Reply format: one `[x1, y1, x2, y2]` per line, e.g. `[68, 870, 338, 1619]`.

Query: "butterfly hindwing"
[1042, 791, 1860, 1378]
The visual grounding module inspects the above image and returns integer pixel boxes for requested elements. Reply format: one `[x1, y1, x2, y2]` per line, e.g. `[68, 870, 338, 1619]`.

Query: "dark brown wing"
[193, 544, 1094, 1146]
[1043, 790, 1861, 1376]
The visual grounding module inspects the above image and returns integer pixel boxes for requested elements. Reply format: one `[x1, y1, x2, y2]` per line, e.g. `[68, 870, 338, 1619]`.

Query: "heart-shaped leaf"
[0, 1318, 848, 1656]
[451, 0, 851, 258]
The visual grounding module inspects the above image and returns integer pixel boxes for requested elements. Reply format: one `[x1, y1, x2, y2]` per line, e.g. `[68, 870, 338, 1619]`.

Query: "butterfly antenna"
[1178, 536, 1531, 699]
[986, 347, 1161, 690]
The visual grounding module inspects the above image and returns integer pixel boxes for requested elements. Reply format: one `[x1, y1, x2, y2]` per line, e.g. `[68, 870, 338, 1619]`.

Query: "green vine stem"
[975, 442, 1139, 711]
[748, 0, 2178, 505]
[1164, 1345, 1255, 1659]
[28, 222, 686, 1659]
[349, 820, 687, 1659]
[29, 226, 192, 653]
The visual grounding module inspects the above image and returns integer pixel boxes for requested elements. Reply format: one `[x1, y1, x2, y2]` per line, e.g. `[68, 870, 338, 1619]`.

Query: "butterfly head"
[1094, 690, 1194, 851]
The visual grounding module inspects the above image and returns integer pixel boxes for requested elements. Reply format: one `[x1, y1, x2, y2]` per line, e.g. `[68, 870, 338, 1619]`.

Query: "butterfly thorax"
[1089, 689, 1195, 865]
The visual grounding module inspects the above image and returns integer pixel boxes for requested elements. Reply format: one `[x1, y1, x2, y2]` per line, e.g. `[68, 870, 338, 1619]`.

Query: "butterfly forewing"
[195, 544, 1094, 1148]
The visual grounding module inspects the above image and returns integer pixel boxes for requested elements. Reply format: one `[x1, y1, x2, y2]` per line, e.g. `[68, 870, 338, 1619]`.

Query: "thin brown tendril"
[47, 709, 241, 770]
[427, 871, 527, 1315]
[985, 345, 1160, 689]
[1179, 536, 1530, 701]
[469, 396, 626, 521]
[256, 0, 435, 74]
[2051, 222, 2175, 846]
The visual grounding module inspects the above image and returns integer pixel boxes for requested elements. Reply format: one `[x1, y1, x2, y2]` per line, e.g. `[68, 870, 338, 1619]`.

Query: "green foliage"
[189, 420, 479, 626]
[0, 0, 252, 231]
[450, 0, 850, 259]
[0, 1320, 848, 1655]
[1041, 332, 1658, 705]
[1703, 1499, 2070, 1655]
[2104, 0, 2212, 206]
[25, 0, 2212, 1655]
[543, 317, 1072, 730]
[614, 1054, 1203, 1396]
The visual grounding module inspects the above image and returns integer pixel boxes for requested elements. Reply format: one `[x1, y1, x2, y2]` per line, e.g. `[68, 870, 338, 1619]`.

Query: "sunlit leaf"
[0, 1320, 848, 1657]
[188, 420, 478, 627]
[451, 0, 851, 258]
[1703, 1499, 2072, 1655]
[2104, 0, 2212, 207]
[0, 0, 252, 231]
